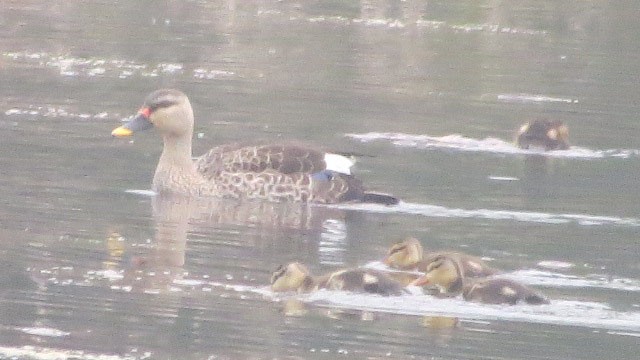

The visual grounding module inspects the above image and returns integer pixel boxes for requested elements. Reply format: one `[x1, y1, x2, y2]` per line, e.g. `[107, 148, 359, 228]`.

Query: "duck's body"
[112, 89, 398, 204]
[384, 237, 499, 278]
[270, 262, 405, 296]
[515, 119, 570, 151]
[411, 255, 549, 305]
[461, 277, 549, 305]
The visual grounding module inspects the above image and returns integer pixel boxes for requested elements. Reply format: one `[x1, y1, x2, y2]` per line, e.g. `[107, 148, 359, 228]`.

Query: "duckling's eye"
[271, 265, 286, 283]
[429, 260, 444, 271]
[388, 245, 406, 255]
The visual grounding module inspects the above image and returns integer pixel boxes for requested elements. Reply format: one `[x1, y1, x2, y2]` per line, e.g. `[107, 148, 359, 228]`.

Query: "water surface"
[1, 1, 639, 359]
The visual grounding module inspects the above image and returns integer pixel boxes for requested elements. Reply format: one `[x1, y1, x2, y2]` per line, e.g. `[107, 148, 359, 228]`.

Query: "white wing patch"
[501, 286, 517, 297]
[363, 273, 379, 285]
[466, 260, 482, 272]
[324, 153, 355, 175]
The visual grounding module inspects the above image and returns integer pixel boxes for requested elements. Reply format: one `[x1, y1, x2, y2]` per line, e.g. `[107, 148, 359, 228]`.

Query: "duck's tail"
[361, 191, 400, 206]
[317, 171, 400, 205]
[524, 293, 551, 305]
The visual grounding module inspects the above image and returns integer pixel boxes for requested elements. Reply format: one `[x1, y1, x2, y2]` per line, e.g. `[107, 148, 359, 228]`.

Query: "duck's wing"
[196, 143, 340, 176]
[195, 143, 398, 204]
[464, 278, 549, 305]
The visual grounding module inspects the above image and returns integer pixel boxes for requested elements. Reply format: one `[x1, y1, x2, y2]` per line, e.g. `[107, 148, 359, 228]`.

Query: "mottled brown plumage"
[270, 262, 405, 296]
[112, 89, 398, 204]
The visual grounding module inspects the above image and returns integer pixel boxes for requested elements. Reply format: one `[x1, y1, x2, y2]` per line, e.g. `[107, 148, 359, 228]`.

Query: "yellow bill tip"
[111, 126, 133, 137]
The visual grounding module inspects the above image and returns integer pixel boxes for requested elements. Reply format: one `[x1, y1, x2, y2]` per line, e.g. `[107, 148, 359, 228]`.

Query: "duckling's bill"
[410, 276, 430, 287]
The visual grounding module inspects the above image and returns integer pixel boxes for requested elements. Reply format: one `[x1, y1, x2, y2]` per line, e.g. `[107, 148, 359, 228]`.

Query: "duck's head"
[516, 119, 569, 151]
[383, 237, 424, 270]
[270, 262, 310, 292]
[112, 89, 194, 139]
[410, 255, 461, 290]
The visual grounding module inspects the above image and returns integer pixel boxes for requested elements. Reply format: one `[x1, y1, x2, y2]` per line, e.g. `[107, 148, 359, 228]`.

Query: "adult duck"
[112, 89, 398, 204]
[515, 119, 570, 151]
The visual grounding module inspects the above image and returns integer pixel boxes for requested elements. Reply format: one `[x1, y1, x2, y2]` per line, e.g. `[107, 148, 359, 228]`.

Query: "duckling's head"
[515, 119, 569, 151]
[112, 89, 194, 139]
[383, 237, 424, 270]
[411, 255, 461, 291]
[270, 262, 311, 292]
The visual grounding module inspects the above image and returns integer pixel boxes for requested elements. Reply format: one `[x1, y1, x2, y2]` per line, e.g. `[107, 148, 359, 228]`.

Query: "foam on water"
[124, 189, 157, 197]
[298, 291, 640, 332]
[346, 132, 640, 159]
[0, 346, 144, 360]
[19, 327, 70, 337]
[2, 51, 235, 81]
[503, 269, 640, 292]
[496, 93, 579, 104]
[322, 201, 640, 227]
[255, 11, 547, 36]
[32, 262, 640, 333]
[5, 106, 119, 121]
[365, 261, 640, 292]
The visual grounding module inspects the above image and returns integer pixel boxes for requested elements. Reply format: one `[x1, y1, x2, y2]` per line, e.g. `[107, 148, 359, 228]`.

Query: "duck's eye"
[271, 265, 286, 283]
[429, 260, 444, 271]
[388, 245, 406, 255]
[149, 99, 178, 112]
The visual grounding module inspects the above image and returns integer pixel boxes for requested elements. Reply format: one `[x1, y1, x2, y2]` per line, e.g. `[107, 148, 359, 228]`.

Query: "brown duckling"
[270, 262, 405, 296]
[515, 119, 570, 151]
[411, 255, 549, 305]
[383, 237, 499, 278]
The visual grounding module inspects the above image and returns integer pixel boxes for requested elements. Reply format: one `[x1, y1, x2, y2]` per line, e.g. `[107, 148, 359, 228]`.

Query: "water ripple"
[2, 51, 236, 81]
[346, 132, 640, 159]
[323, 201, 640, 227]
[302, 291, 640, 332]
[0, 345, 145, 360]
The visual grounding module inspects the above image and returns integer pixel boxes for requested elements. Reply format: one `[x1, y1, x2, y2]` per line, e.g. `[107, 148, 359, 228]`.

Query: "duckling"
[516, 119, 570, 151]
[383, 237, 499, 277]
[270, 262, 405, 296]
[411, 255, 549, 305]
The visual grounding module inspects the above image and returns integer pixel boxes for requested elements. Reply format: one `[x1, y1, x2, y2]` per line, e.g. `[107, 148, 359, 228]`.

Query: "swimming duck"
[411, 255, 549, 305]
[384, 237, 499, 277]
[515, 119, 570, 151]
[112, 89, 398, 204]
[270, 262, 406, 296]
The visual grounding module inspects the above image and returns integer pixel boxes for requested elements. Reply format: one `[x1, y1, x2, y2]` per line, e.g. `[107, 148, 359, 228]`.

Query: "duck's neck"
[160, 134, 193, 166]
[298, 275, 319, 293]
[445, 261, 465, 294]
[153, 134, 199, 193]
[446, 275, 465, 294]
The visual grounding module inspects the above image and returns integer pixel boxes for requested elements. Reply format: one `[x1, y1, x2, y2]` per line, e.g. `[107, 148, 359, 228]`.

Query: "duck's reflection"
[113, 195, 351, 293]
[519, 155, 567, 207]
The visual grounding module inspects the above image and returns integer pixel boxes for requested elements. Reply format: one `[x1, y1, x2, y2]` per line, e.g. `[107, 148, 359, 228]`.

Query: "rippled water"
[1, 1, 640, 359]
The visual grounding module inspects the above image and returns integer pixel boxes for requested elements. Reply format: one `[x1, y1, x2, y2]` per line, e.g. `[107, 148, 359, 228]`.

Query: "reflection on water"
[2, 1, 640, 359]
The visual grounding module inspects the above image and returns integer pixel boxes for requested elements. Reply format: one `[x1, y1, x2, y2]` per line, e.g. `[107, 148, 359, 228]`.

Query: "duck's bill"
[410, 276, 430, 287]
[111, 113, 153, 137]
